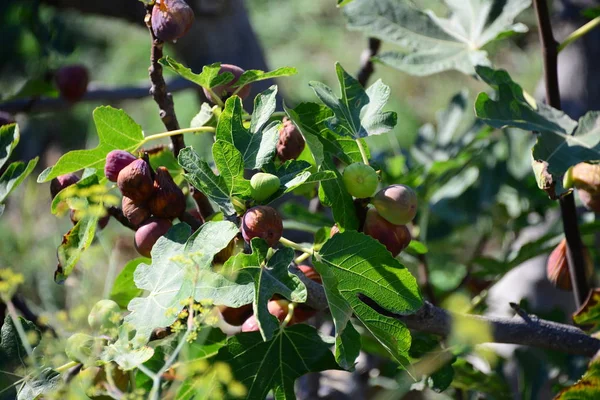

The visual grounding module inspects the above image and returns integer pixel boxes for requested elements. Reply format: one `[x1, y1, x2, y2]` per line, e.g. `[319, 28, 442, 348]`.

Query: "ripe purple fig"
[148, 167, 186, 219]
[151, 0, 195, 42]
[134, 217, 172, 257]
[547, 238, 594, 291]
[241, 206, 283, 248]
[202, 64, 251, 103]
[117, 159, 154, 204]
[50, 173, 80, 199]
[104, 150, 137, 182]
[363, 208, 411, 257]
[577, 189, 600, 213]
[276, 118, 305, 162]
[342, 162, 378, 198]
[122, 196, 151, 228]
[55, 65, 89, 102]
[371, 184, 418, 226]
[0, 111, 15, 127]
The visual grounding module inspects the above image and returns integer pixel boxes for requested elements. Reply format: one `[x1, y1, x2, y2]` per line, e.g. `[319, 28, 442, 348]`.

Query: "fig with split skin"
[122, 196, 151, 228]
[148, 166, 186, 219]
[202, 64, 251, 103]
[151, 0, 195, 42]
[342, 162, 379, 199]
[104, 150, 137, 182]
[134, 217, 173, 257]
[117, 159, 154, 204]
[276, 118, 305, 162]
[363, 207, 411, 257]
[241, 206, 283, 248]
[371, 184, 418, 226]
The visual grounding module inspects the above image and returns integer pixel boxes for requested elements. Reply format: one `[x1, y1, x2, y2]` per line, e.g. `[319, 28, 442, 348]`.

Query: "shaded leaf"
[56, 215, 100, 283]
[110, 258, 149, 308]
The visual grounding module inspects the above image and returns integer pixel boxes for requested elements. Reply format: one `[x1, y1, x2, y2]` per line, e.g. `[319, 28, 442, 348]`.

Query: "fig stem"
[281, 302, 296, 328]
[356, 138, 369, 166]
[294, 252, 311, 265]
[205, 87, 225, 108]
[279, 237, 313, 256]
[55, 361, 79, 373]
[231, 84, 248, 98]
[558, 16, 600, 53]
[138, 126, 216, 148]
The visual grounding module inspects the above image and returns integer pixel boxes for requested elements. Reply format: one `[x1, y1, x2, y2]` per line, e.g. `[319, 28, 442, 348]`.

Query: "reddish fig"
[122, 196, 151, 228]
[291, 305, 317, 325]
[202, 64, 251, 103]
[276, 118, 305, 162]
[371, 184, 418, 226]
[241, 315, 259, 332]
[0, 111, 15, 127]
[105, 150, 137, 182]
[50, 173, 80, 199]
[134, 218, 172, 257]
[148, 167, 186, 219]
[298, 265, 322, 284]
[151, 0, 195, 42]
[117, 159, 154, 204]
[570, 163, 600, 192]
[547, 238, 594, 291]
[241, 206, 283, 248]
[342, 163, 378, 198]
[219, 304, 253, 326]
[55, 65, 89, 102]
[363, 208, 411, 257]
[241, 299, 290, 333]
[577, 189, 600, 213]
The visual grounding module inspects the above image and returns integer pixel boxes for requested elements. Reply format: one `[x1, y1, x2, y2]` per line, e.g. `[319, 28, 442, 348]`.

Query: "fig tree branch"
[533, 0, 589, 307]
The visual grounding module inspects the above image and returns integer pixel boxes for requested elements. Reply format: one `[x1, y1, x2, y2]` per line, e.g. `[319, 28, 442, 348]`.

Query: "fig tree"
[241, 206, 283, 248]
[202, 64, 251, 103]
[276, 118, 305, 162]
[117, 159, 154, 204]
[55, 65, 89, 102]
[250, 173, 281, 202]
[148, 166, 186, 219]
[151, 0, 195, 42]
[104, 150, 137, 182]
[50, 173, 80, 199]
[88, 299, 122, 334]
[371, 184, 418, 225]
[363, 208, 411, 257]
[342, 162, 378, 198]
[134, 217, 172, 257]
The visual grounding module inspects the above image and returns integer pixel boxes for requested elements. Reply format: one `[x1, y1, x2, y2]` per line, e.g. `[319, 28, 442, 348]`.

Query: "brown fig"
[117, 159, 154, 204]
[122, 196, 151, 228]
[363, 208, 411, 257]
[547, 238, 594, 291]
[571, 163, 600, 193]
[276, 118, 305, 162]
[241, 206, 283, 248]
[50, 173, 80, 199]
[105, 150, 137, 182]
[134, 218, 172, 257]
[202, 64, 251, 103]
[151, 0, 195, 42]
[148, 167, 186, 219]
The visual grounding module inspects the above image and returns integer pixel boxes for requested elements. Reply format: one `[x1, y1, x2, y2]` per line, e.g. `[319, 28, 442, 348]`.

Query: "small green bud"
[342, 163, 379, 199]
[88, 299, 122, 334]
[250, 173, 281, 202]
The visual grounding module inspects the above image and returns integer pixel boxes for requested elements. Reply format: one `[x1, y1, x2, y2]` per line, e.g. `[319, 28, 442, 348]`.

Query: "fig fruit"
[104, 150, 137, 182]
[50, 173, 80, 199]
[241, 299, 290, 333]
[298, 265, 322, 284]
[577, 189, 600, 213]
[342, 162, 378, 198]
[122, 196, 151, 228]
[151, 0, 195, 42]
[202, 64, 251, 102]
[330, 224, 340, 238]
[241, 206, 283, 248]
[65, 333, 97, 363]
[241, 315, 259, 332]
[88, 299, 122, 334]
[363, 208, 411, 257]
[0, 111, 15, 127]
[371, 184, 418, 226]
[55, 65, 89, 102]
[219, 304, 253, 326]
[570, 163, 600, 192]
[148, 167, 186, 219]
[276, 118, 305, 162]
[546, 238, 594, 291]
[134, 217, 173, 257]
[250, 173, 281, 202]
[117, 159, 154, 204]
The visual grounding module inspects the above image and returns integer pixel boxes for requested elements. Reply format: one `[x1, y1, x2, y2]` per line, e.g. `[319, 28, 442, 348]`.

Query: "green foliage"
[110, 257, 148, 308]
[573, 289, 600, 332]
[344, 0, 530, 76]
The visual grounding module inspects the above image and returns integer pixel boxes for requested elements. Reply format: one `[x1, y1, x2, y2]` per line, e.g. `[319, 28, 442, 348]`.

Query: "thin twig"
[357, 38, 382, 87]
[558, 16, 600, 53]
[533, 0, 589, 307]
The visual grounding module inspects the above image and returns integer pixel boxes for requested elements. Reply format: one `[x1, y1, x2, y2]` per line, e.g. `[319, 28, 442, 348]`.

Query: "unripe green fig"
[202, 64, 251, 103]
[117, 159, 154, 204]
[342, 163, 378, 198]
[151, 0, 195, 42]
[371, 184, 417, 225]
[250, 173, 281, 202]
[88, 299, 122, 334]
[105, 150, 137, 182]
[134, 218, 173, 257]
[241, 206, 283, 248]
[363, 208, 411, 257]
[65, 333, 97, 363]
